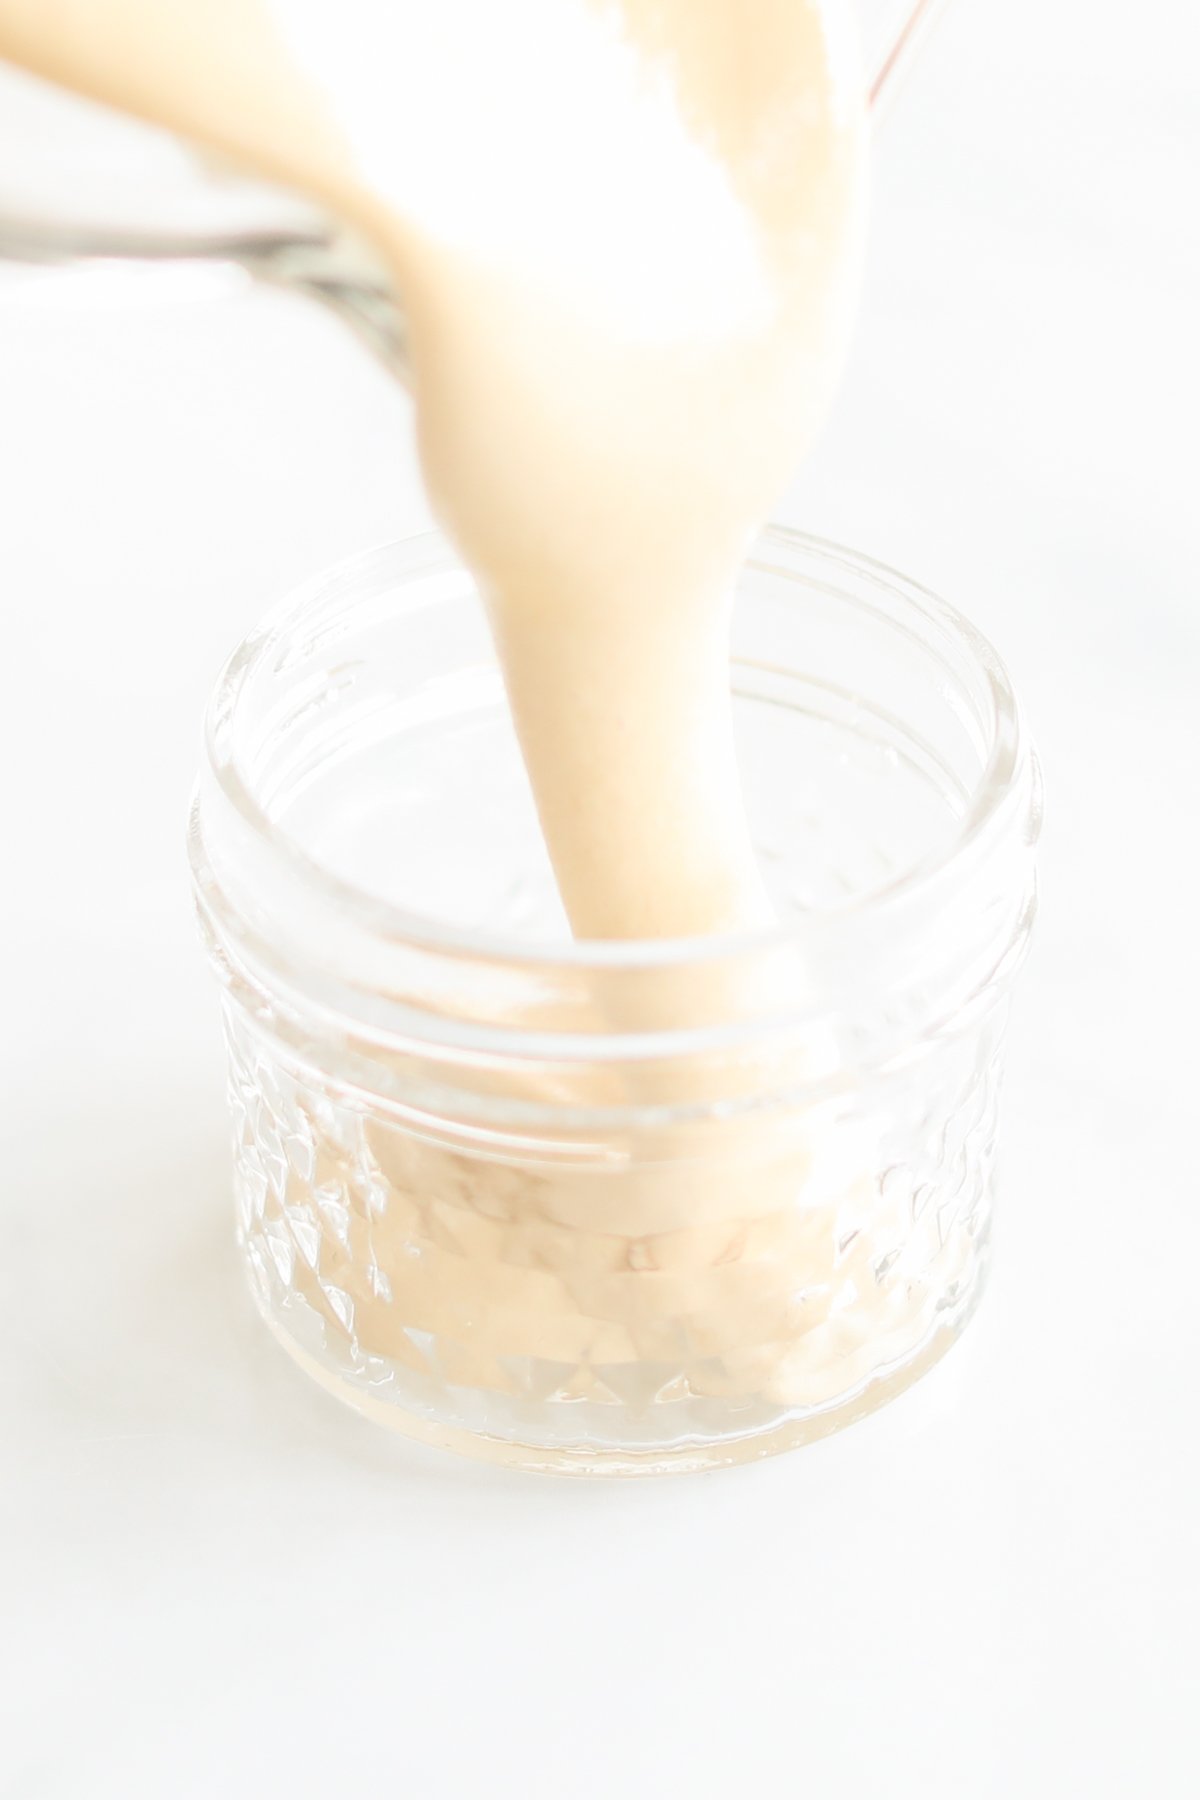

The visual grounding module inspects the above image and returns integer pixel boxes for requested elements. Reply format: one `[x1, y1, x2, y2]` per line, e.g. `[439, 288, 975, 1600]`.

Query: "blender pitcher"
[0, 1, 950, 382]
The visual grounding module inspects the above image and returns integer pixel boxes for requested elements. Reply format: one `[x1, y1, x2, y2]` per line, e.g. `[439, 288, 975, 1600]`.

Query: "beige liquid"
[2, 5, 968, 1415]
[0, 0, 865, 939]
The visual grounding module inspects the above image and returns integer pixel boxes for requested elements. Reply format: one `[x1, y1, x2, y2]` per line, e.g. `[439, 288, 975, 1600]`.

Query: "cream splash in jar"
[2, 3, 1036, 1472]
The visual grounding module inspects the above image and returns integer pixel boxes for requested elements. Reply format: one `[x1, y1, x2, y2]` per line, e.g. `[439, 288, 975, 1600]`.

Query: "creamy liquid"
[0, 5, 967, 1415]
[0, 0, 865, 940]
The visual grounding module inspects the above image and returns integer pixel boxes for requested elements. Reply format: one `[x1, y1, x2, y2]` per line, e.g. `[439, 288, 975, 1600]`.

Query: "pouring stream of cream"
[0, 0, 866, 941]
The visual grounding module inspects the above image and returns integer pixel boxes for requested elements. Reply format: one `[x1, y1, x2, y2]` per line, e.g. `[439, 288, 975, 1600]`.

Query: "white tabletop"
[3, 3, 1196, 1794]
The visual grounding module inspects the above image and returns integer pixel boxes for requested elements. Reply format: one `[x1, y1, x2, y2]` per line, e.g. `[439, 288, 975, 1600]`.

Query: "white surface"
[2, 3, 1197, 1794]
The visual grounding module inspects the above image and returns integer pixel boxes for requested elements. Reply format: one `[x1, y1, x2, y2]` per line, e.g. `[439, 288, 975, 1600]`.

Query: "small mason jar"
[189, 528, 1040, 1476]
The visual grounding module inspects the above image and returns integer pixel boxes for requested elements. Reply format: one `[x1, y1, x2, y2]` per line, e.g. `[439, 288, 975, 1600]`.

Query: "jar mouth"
[198, 524, 1037, 977]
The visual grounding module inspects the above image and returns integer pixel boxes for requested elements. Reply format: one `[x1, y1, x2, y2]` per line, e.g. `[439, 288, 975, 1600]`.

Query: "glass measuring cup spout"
[0, 1, 950, 385]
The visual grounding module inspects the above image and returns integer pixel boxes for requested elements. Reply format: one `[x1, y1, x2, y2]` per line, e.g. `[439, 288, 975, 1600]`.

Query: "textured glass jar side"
[222, 991, 1007, 1464]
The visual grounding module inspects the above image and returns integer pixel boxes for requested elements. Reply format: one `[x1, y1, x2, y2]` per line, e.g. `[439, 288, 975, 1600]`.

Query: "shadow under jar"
[189, 527, 1041, 1476]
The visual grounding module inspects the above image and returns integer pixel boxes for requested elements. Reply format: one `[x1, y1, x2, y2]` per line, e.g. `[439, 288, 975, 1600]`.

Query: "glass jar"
[189, 527, 1041, 1476]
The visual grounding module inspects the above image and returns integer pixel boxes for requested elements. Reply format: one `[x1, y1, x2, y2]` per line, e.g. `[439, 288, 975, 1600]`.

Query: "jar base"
[250, 1260, 988, 1479]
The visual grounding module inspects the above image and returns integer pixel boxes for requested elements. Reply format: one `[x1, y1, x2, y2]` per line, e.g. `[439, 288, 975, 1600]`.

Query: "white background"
[2, 2, 1197, 1794]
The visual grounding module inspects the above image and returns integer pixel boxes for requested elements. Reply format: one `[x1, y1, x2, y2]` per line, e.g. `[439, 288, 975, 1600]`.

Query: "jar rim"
[201, 524, 1033, 975]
